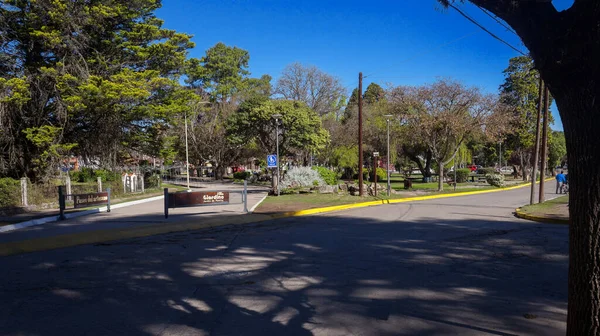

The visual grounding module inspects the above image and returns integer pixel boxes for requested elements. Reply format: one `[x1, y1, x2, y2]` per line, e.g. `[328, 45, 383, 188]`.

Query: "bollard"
[243, 180, 248, 213]
[107, 188, 111, 213]
[164, 188, 169, 219]
[58, 186, 66, 220]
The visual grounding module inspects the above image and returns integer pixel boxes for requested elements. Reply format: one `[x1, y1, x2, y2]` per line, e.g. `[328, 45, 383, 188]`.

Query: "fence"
[0, 173, 164, 214]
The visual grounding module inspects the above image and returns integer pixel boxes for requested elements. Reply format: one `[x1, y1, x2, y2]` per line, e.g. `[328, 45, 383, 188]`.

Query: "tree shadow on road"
[0, 212, 568, 335]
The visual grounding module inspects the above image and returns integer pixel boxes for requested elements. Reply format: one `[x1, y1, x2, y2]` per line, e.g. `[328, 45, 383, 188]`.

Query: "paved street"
[0, 182, 568, 335]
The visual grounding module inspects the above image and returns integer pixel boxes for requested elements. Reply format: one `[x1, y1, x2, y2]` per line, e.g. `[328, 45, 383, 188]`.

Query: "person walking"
[556, 170, 566, 194]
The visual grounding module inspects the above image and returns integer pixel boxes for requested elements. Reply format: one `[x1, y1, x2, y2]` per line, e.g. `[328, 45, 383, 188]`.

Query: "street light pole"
[384, 114, 393, 197]
[273, 114, 282, 196]
[185, 111, 190, 191]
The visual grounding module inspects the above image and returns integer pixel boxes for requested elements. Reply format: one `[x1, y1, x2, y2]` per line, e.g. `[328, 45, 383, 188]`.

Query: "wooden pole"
[358, 72, 364, 197]
[539, 85, 550, 203]
[530, 78, 544, 205]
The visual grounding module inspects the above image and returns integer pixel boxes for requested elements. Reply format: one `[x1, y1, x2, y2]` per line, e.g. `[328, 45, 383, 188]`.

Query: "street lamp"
[272, 114, 282, 196]
[384, 114, 393, 197]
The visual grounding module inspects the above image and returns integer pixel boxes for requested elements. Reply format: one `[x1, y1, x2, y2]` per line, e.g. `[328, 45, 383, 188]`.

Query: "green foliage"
[478, 167, 496, 175]
[233, 171, 252, 180]
[312, 166, 339, 185]
[227, 98, 329, 156]
[94, 169, 121, 182]
[485, 173, 505, 188]
[455, 168, 472, 183]
[363, 83, 386, 104]
[0, 178, 21, 208]
[369, 167, 387, 182]
[332, 145, 358, 173]
[548, 131, 567, 168]
[1, 0, 195, 180]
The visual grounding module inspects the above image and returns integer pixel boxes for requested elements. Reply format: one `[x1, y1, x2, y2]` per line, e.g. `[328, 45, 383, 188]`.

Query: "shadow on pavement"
[0, 212, 568, 335]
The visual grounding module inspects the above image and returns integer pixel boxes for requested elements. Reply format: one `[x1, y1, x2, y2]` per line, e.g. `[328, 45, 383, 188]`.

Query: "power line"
[475, 5, 517, 35]
[364, 31, 478, 79]
[447, 3, 527, 56]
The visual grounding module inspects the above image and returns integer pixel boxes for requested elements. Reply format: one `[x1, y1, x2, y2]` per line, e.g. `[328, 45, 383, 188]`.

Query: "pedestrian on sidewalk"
[555, 170, 566, 194]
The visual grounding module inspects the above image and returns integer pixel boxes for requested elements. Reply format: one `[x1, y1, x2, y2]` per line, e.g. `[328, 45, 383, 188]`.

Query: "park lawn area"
[253, 184, 509, 214]
[518, 195, 569, 221]
[254, 193, 415, 214]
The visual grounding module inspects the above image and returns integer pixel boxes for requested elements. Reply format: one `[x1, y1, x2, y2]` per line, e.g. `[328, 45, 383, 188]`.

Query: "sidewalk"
[0, 183, 269, 245]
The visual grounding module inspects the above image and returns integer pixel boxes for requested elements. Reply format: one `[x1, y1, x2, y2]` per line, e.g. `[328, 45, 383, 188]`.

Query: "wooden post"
[164, 188, 169, 219]
[358, 72, 364, 196]
[530, 78, 544, 205]
[97, 176, 102, 193]
[20, 177, 28, 207]
[58, 186, 66, 220]
[539, 86, 550, 203]
[243, 180, 248, 213]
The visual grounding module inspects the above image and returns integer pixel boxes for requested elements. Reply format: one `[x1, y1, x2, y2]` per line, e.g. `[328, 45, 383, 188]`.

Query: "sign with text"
[73, 192, 109, 209]
[267, 154, 277, 168]
[373, 152, 379, 157]
[168, 191, 230, 208]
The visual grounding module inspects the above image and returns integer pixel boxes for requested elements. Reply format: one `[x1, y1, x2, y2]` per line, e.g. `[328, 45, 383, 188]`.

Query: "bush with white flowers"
[485, 173, 505, 187]
[281, 166, 325, 189]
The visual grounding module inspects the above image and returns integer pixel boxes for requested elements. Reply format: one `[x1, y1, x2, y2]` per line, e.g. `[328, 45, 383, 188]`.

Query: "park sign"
[167, 191, 230, 208]
[74, 192, 109, 209]
[164, 183, 248, 218]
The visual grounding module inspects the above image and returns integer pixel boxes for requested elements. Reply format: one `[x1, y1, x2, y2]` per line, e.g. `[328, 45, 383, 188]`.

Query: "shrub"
[352, 170, 369, 181]
[0, 178, 21, 208]
[146, 174, 161, 189]
[478, 167, 496, 175]
[312, 166, 339, 185]
[281, 166, 325, 189]
[369, 167, 387, 182]
[233, 171, 252, 180]
[454, 168, 472, 183]
[485, 173, 505, 187]
[95, 169, 120, 182]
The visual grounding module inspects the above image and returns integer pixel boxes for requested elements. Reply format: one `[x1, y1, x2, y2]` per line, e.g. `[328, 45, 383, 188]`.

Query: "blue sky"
[157, 0, 574, 131]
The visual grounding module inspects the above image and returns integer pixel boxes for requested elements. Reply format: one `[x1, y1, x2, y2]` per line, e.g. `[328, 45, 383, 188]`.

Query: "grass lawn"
[254, 183, 511, 214]
[518, 195, 569, 221]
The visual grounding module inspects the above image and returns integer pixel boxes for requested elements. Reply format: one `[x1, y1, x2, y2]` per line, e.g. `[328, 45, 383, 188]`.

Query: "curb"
[0, 195, 164, 233]
[514, 207, 569, 225]
[283, 178, 554, 217]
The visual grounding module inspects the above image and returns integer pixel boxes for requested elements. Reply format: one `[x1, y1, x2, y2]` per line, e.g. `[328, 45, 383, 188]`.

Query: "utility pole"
[530, 78, 544, 205]
[358, 72, 364, 197]
[539, 85, 550, 203]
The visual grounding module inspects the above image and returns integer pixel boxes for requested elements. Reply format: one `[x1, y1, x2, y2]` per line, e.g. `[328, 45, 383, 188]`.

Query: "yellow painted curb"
[514, 207, 569, 225]
[287, 178, 555, 216]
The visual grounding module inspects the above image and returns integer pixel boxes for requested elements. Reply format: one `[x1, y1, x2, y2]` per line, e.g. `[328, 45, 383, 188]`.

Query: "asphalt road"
[0, 182, 568, 336]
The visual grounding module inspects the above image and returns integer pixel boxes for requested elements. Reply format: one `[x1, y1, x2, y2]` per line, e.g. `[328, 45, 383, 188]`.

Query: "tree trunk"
[559, 91, 600, 335]
[519, 151, 527, 181]
[437, 160, 443, 191]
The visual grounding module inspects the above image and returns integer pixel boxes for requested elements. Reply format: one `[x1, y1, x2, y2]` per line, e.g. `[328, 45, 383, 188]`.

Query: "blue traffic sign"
[267, 154, 278, 168]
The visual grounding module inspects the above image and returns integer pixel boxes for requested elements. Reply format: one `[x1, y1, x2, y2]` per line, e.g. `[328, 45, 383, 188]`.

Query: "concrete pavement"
[0, 180, 567, 335]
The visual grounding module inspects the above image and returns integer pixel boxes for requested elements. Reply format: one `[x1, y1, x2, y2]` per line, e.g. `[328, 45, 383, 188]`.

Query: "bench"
[468, 174, 487, 183]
